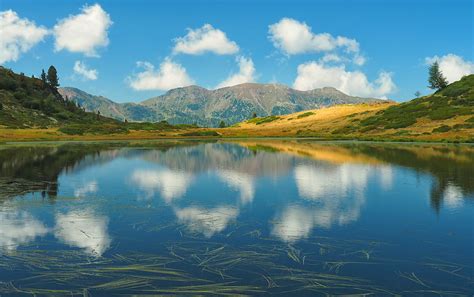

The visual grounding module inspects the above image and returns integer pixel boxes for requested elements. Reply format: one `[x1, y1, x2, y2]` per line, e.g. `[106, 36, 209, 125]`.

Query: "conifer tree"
[428, 61, 448, 90]
[47, 66, 59, 89]
[40, 69, 47, 86]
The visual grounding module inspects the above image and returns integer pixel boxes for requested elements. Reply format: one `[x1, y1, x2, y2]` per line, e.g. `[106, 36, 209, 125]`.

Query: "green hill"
[0, 67, 197, 136]
[0, 66, 124, 132]
[355, 75, 474, 132]
[220, 76, 473, 142]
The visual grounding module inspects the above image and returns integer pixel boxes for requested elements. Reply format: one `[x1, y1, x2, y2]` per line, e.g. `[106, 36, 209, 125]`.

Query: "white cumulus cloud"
[128, 59, 195, 91]
[425, 54, 474, 83]
[173, 24, 239, 55]
[73, 61, 98, 80]
[216, 56, 256, 88]
[293, 61, 395, 98]
[53, 4, 112, 57]
[0, 10, 48, 64]
[268, 18, 360, 55]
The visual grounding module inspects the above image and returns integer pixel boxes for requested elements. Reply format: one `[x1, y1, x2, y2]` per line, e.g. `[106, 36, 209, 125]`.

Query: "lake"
[0, 140, 472, 296]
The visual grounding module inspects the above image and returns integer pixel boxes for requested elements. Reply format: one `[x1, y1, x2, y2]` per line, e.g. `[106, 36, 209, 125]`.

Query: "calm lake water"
[0, 140, 472, 296]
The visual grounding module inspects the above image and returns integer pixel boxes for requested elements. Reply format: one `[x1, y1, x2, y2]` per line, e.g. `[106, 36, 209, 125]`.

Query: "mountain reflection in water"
[0, 140, 472, 295]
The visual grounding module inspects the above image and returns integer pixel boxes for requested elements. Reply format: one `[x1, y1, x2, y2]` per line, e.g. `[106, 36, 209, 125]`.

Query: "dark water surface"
[0, 140, 472, 296]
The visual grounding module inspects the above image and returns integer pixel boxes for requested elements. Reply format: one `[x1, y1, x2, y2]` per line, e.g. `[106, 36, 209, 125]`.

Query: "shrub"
[297, 112, 314, 119]
[59, 124, 128, 135]
[247, 115, 280, 125]
[384, 118, 417, 129]
[432, 125, 452, 133]
[180, 130, 220, 137]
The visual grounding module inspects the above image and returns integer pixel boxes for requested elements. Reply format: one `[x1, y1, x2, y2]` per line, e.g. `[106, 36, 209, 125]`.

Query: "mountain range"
[59, 84, 385, 127]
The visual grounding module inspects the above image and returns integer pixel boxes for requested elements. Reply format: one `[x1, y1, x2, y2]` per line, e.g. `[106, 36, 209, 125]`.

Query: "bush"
[180, 130, 220, 137]
[297, 111, 314, 119]
[384, 118, 417, 129]
[432, 125, 452, 133]
[248, 115, 280, 125]
[59, 123, 128, 135]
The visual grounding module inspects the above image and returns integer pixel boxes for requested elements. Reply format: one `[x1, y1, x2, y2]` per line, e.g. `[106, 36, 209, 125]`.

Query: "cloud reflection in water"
[130, 169, 193, 202]
[0, 208, 48, 252]
[174, 206, 239, 238]
[217, 170, 255, 204]
[54, 209, 111, 256]
[273, 163, 393, 242]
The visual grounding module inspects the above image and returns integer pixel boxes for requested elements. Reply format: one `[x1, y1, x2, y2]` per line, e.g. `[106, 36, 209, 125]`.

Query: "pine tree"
[252, 112, 257, 118]
[219, 120, 226, 128]
[47, 66, 59, 89]
[428, 61, 448, 90]
[40, 69, 47, 86]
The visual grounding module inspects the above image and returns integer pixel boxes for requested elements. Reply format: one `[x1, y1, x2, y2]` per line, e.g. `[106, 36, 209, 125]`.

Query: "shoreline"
[1, 133, 473, 145]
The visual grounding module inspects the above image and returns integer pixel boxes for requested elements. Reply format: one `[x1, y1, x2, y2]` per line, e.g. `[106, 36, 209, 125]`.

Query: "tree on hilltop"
[428, 61, 448, 90]
[40, 69, 47, 86]
[47, 66, 59, 89]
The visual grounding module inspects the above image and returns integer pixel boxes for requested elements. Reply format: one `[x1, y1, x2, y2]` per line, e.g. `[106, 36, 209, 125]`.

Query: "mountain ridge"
[60, 83, 386, 127]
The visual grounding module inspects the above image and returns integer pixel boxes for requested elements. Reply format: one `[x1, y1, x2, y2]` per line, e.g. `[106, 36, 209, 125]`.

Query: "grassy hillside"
[352, 74, 474, 133]
[0, 67, 196, 137]
[221, 76, 474, 142]
[1, 66, 472, 142]
[220, 102, 395, 138]
[0, 67, 123, 131]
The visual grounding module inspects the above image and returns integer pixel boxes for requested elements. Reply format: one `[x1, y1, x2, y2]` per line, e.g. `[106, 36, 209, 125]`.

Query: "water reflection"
[54, 209, 110, 256]
[294, 164, 369, 200]
[0, 207, 48, 252]
[443, 183, 465, 209]
[0, 141, 472, 295]
[174, 206, 239, 238]
[217, 170, 255, 204]
[74, 180, 98, 198]
[271, 163, 372, 242]
[130, 169, 193, 202]
[0, 141, 472, 249]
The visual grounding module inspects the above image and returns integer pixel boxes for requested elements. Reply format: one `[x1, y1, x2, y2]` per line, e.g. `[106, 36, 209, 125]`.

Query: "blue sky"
[1, 0, 472, 102]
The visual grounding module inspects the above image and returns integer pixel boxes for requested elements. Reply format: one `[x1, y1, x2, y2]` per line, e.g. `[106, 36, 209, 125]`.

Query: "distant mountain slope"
[142, 83, 384, 126]
[59, 87, 158, 122]
[60, 83, 385, 127]
[0, 67, 119, 129]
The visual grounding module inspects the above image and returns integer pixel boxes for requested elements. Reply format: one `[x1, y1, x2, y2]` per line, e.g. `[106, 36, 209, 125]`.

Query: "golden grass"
[0, 127, 208, 142]
[220, 103, 394, 138]
[220, 102, 474, 142]
[0, 102, 472, 142]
